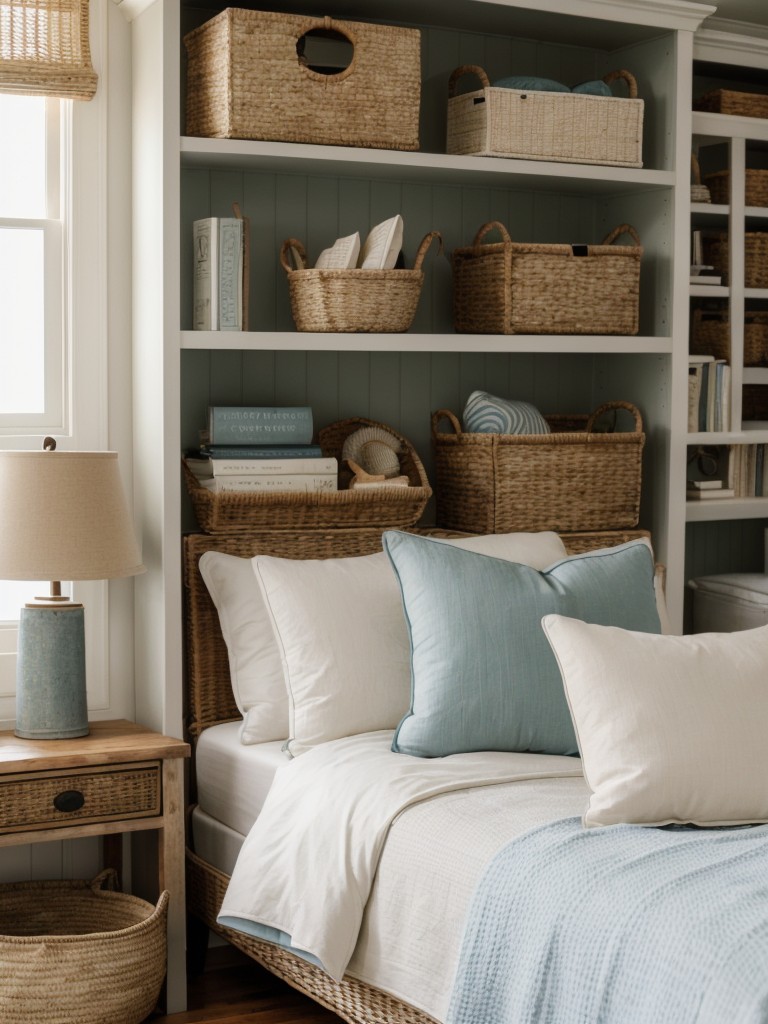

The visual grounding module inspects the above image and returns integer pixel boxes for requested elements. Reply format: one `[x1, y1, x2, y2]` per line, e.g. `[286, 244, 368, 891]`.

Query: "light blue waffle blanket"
[447, 816, 768, 1024]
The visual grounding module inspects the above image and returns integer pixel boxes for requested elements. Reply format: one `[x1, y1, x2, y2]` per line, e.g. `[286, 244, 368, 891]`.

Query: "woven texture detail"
[703, 232, 768, 288]
[695, 89, 768, 120]
[703, 168, 768, 208]
[0, 0, 97, 99]
[184, 9, 420, 150]
[691, 308, 768, 367]
[0, 871, 167, 1023]
[452, 221, 642, 335]
[432, 401, 644, 534]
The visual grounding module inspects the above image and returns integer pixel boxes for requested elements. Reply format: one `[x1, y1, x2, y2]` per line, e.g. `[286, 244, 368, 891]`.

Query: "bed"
[182, 527, 768, 1024]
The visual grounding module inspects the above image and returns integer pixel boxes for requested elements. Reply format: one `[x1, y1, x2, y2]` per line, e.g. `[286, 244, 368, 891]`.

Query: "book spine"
[214, 474, 337, 493]
[202, 444, 323, 459]
[208, 406, 314, 445]
[193, 218, 218, 330]
[212, 457, 337, 476]
[218, 218, 243, 331]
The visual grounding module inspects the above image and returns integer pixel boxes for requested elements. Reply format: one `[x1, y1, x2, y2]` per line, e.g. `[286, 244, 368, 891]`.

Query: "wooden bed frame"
[182, 525, 651, 1023]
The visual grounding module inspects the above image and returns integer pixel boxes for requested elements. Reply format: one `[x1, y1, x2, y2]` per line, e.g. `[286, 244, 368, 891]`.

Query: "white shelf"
[691, 202, 729, 216]
[743, 368, 768, 385]
[689, 284, 729, 298]
[746, 206, 768, 220]
[686, 496, 768, 522]
[692, 110, 768, 143]
[689, 429, 768, 444]
[745, 288, 768, 299]
[180, 331, 673, 354]
[180, 137, 675, 194]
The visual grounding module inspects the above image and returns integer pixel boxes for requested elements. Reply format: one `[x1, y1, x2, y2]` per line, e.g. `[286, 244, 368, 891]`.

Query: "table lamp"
[0, 440, 145, 739]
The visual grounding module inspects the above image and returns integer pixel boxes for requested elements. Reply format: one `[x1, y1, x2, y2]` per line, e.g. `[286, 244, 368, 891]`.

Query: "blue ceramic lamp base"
[15, 603, 89, 739]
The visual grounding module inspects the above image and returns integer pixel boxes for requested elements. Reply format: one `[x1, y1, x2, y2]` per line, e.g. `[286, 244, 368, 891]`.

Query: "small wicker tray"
[0, 870, 167, 1024]
[184, 417, 431, 533]
[703, 169, 768, 207]
[694, 89, 768, 120]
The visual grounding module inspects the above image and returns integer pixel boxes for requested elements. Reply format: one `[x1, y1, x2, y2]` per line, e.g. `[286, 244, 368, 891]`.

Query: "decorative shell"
[342, 426, 402, 478]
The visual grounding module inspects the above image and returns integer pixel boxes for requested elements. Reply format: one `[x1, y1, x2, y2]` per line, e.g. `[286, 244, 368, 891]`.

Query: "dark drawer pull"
[53, 790, 86, 813]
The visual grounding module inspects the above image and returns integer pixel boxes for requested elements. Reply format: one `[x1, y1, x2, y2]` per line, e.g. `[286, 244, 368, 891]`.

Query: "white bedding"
[218, 730, 586, 993]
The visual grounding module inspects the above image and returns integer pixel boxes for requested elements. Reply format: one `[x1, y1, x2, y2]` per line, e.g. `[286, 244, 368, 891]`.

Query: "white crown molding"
[695, 20, 768, 65]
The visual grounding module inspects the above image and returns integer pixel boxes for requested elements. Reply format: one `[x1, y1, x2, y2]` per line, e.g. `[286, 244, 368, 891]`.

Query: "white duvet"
[218, 730, 586, 1006]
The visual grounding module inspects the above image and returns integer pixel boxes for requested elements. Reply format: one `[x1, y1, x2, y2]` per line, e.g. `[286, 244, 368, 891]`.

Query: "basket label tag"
[571, 244, 589, 256]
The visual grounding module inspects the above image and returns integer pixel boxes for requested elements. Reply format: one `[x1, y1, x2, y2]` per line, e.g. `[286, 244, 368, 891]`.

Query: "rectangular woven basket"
[279, 232, 441, 333]
[694, 89, 768, 119]
[184, 9, 420, 150]
[446, 65, 643, 167]
[432, 401, 644, 534]
[183, 417, 431, 533]
[452, 221, 642, 335]
[703, 169, 768, 208]
[703, 232, 768, 288]
[691, 308, 768, 366]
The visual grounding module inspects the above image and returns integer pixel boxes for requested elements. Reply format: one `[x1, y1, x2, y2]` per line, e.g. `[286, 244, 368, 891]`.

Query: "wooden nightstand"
[0, 719, 190, 1014]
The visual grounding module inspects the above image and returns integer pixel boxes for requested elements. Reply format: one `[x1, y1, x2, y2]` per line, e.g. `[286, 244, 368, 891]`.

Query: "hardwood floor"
[149, 946, 343, 1024]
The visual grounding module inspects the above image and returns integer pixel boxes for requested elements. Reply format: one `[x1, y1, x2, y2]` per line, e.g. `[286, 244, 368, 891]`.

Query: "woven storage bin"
[703, 232, 768, 288]
[184, 9, 420, 150]
[183, 417, 431, 533]
[280, 232, 441, 333]
[703, 169, 768, 207]
[452, 221, 641, 335]
[432, 401, 644, 534]
[0, 870, 167, 1024]
[694, 89, 768, 120]
[560, 528, 652, 555]
[691, 153, 711, 203]
[691, 308, 768, 366]
[446, 65, 643, 167]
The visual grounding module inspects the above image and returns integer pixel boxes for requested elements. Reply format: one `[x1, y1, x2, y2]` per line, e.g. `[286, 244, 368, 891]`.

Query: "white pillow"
[198, 551, 287, 744]
[254, 531, 568, 757]
[542, 614, 768, 828]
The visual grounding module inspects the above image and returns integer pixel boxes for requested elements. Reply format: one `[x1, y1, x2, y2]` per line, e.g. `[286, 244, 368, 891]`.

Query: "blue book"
[201, 444, 323, 459]
[207, 406, 313, 445]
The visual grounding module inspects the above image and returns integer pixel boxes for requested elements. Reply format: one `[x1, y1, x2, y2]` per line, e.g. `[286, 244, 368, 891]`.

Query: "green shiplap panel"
[369, 353, 402, 427]
[338, 352, 372, 421]
[422, 28, 461, 154]
[180, 349, 211, 450]
[209, 350, 246, 406]
[181, 168, 213, 331]
[244, 172, 278, 332]
[275, 175, 308, 332]
[274, 351, 308, 406]
[306, 351, 340, 429]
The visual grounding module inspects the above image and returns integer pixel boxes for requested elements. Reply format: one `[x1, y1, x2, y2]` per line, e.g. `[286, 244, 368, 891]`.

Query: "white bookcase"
[123, 0, 716, 736]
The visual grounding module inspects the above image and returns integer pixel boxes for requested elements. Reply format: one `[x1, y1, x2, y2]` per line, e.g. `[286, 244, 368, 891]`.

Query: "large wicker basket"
[184, 417, 431, 533]
[432, 401, 644, 534]
[703, 169, 768, 207]
[0, 870, 168, 1024]
[452, 221, 642, 335]
[184, 9, 420, 150]
[703, 232, 768, 288]
[280, 232, 441, 333]
[446, 65, 643, 167]
[694, 89, 768, 119]
[691, 308, 768, 366]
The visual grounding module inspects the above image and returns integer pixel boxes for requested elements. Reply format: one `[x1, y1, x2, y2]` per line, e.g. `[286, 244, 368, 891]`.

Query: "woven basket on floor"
[432, 400, 644, 534]
[452, 221, 641, 335]
[703, 232, 768, 288]
[446, 64, 643, 167]
[184, 416, 431, 533]
[694, 89, 768, 119]
[280, 232, 441, 333]
[0, 870, 168, 1024]
[691, 308, 768, 366]
[184, 9, 420, 150]
[703, 168, 768, 207]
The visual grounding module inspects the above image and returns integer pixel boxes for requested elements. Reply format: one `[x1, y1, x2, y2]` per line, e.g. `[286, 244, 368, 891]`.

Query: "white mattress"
[194, 722, 287, 837]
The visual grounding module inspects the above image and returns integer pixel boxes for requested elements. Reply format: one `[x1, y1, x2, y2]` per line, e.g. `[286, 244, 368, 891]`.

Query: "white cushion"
[254, 531, 569, 757]
[542, 614, 768, 828]
[199, 551, 288, 744]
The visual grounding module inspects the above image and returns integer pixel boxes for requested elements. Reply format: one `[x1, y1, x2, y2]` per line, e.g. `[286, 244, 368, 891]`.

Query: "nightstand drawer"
[0, 761, 162, 834]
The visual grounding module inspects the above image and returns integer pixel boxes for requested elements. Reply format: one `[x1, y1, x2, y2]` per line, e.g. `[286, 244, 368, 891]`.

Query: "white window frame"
[0, 0, 113, 725]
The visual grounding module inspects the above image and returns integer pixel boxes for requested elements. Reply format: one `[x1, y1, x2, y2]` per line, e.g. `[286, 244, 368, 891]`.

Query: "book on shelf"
[315, 232, 361, 270]
[200, 444, 324, 459]
[193, 208, 249, 331]
[211, 456, 337, 477]
[686, 487, 735, 500]
[725, 443, 768, 498]
[688, 479, 724, 490]
[310, 215, 405, 271]
[206, 406, 314, 445]
[688, 355, 728, 432]
[200, 473, 338, 494]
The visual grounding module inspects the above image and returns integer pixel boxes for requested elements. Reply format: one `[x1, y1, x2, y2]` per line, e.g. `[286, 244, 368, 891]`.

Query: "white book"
[315, 232, 361, 270]
[193, 217, 244, 330]
[688, 479, 723, 490]
[358, 215, 404, 270]
[218, 218, 243, 331]
[686, 487, 735, 500]
[193, 219, 217, 330]
[212, 474, 338, 493]
[211, 457, 338, 476]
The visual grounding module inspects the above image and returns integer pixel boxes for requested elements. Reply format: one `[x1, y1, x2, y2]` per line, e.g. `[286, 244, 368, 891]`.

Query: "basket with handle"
[0, 869, 168, 1024]
[280, 231, 442, 333]
[452, 221, 642, 335]
[432, 400, 645, 534]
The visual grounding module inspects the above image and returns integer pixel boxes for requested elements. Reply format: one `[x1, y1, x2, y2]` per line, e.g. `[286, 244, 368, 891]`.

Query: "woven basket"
[691, 308, 768, 366]
[703, 232, 768, 288]
[183, 417, 431, 533]
[280, 232, 442, 333]
[0, 870, 167, 1024]
[432, 400, 644, 534]
[703, 169, 768, 208]
[184, 9, 420, 150]
[446, 65, 643, 167]
[452, 221, 641, 335]
[694, 89, 768, 119]
[691, 153, 711, 203]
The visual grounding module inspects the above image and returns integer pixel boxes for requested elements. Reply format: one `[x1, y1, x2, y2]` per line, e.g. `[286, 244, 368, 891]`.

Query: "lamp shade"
[0, 450, 145, 581]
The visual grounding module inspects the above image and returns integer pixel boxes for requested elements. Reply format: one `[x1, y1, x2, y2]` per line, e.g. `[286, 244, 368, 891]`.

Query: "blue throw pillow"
[384, 532, 661, 758]
[493, 75, 570, 93]
[572, 80, 612, 96]
[462, 390, 550, 435]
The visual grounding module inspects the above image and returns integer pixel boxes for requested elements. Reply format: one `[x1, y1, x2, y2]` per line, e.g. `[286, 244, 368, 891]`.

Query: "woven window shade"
[0, 0, 97, 100]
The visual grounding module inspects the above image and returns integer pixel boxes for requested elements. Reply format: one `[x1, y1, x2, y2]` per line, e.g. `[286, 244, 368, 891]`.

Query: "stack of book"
[727, 444, 768, 498]
[688, 354, 730, 432]
[188, 405, 338, 494]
